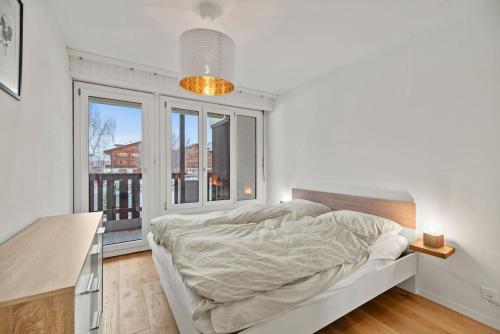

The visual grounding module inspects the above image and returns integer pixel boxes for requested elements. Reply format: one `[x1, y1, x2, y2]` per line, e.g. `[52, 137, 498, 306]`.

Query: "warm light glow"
[429, 224, 437, 235]
[427, 223, 442, 236]
[243, 186, 253, 195]
[179, 76, 235, 96]
[280, 189, 292, 202]
[211, 177, 222, 186]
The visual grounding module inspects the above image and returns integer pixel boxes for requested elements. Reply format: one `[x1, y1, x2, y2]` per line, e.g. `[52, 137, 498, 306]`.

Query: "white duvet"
[150, 201, 402, 333]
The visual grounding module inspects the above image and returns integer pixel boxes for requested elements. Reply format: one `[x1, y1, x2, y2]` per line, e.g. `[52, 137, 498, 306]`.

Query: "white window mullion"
[199, 106, 205, 209]
[201, 107, 208, 206]
[231, 111, 237, 205]
[159, 97, 169, 211]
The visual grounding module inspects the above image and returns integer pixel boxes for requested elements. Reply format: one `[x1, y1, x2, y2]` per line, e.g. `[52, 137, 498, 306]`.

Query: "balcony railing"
[171, 172, 198, 204]
[89, 172, 229, 233]
[89, 173, 142, 233]
[171, 171, 229, 204]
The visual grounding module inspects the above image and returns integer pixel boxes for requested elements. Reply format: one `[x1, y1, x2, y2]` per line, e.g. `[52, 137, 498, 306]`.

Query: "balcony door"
[74, 82, 155, 256]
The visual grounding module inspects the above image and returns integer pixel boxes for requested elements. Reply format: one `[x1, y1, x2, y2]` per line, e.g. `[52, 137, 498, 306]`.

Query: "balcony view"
[88, 100, 233, 245]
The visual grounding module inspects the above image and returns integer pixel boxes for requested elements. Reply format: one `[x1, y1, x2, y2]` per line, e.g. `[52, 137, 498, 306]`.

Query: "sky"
[89, 100, 142, 148]
[89, 101, 226, 151]
[168, 111, 226, 149]
[172, 111, 199, 147]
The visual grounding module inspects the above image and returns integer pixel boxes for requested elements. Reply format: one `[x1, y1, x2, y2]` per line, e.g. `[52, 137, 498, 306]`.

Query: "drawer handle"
[80, 273, 100, 294]
[85, 273, 94, 293]
[90, 309, 102, 330]
[97, 227, 106, 235]
[89, 243, 102, 256]
[89, 274, 101, 293]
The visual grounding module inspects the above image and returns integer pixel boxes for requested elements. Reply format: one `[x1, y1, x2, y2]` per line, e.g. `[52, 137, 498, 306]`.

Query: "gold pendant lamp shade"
[179, 28, 236, 96]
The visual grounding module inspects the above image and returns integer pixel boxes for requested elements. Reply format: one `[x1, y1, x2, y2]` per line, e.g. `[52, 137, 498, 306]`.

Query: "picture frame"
[0, 0, 22, 100]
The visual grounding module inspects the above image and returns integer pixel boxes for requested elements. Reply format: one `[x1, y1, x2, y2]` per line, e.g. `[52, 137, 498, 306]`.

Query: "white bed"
[150, 189, 418, 334]
[148, 233, 415, 334]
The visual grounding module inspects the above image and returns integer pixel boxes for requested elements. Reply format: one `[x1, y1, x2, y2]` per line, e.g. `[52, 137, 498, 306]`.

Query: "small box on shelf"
[423, 232, 444, 248]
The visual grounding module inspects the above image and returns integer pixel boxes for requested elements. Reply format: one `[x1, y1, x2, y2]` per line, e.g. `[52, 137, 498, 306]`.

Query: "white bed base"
[152, 250, 417, 334]
[152, 255, 201, 334]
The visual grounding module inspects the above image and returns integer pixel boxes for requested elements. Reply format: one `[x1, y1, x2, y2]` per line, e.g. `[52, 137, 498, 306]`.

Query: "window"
[162, 97, 264, 211]
[206, 112, 231, 202]
[237, 115, 257, 201]
[76, 83, 265, 256]
[171, 108, 200, 205]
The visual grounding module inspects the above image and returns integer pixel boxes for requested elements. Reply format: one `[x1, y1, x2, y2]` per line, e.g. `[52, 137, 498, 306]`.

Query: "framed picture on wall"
[0, 0, 22, 99]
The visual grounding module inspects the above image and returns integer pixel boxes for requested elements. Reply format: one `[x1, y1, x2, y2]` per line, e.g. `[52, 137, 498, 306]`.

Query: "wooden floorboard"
[101, 256, 120, 334]
[102, 251, 497, 334]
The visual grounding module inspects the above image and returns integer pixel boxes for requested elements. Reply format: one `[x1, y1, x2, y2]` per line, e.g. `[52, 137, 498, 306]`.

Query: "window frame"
[236, 108, 265, 206]
[202, 104, 236, 207]
[160, 96, 265, 214]
[160, 97, 204, 210]
[235, 113, 261, 202]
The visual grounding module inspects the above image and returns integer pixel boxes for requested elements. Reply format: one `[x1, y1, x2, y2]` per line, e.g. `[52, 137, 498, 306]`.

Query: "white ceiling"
[47, 0, 475, 94]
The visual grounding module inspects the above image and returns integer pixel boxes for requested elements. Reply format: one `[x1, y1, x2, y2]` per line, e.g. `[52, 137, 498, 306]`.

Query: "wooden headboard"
[292, 188, 416, 229]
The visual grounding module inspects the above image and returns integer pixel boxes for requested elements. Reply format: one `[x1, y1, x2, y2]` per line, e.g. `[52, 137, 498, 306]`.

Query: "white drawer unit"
[0, 212, 104, 334]
[75, 220, 104, 333]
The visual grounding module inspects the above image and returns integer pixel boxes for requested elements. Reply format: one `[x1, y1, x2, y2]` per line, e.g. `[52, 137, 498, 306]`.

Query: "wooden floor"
[102, 251, 499, 334]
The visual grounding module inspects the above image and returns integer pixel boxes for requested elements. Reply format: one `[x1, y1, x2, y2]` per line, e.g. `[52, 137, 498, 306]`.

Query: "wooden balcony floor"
[101, 251, 499, 334]
[103, 228, 142, 246]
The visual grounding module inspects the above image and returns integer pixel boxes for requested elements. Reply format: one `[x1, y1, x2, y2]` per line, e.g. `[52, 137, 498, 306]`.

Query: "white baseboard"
[104, 244, 150, 258]
[418, 288, 500, 331]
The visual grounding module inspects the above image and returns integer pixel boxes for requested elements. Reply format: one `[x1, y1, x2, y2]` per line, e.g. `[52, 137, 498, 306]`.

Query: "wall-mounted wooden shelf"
[409, 239, 455, 259]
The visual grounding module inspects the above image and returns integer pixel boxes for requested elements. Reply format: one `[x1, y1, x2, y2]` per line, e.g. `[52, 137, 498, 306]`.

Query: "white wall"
[268, 1, 500, 329]
[0, 0, 72, 244]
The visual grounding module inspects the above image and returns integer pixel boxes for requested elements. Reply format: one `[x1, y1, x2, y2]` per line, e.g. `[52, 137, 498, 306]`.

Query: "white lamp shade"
[179, 28, 236, 96]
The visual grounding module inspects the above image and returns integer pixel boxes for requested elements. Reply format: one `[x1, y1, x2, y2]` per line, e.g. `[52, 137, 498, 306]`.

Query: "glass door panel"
[171, 108, 200, 204]
[88, 97, 143, 246]
[237, 115, 257, 200]
[206, 112, 231, 201]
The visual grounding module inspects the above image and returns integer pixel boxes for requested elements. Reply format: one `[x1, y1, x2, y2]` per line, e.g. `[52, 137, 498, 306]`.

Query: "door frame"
[74, 81, 156, 257]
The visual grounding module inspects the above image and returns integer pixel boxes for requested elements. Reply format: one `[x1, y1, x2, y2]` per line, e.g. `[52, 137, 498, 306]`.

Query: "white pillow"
[332, 210, 403, 245]
[281, 199, 331, 218]
[205, 204, 291, 225]
[369, 234, 408, 260]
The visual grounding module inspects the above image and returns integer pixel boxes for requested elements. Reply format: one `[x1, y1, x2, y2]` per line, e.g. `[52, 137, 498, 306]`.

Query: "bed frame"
[151, 188, 417, 334]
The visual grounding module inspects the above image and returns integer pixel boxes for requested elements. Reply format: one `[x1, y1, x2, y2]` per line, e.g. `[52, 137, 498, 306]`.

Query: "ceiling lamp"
[179, 2, 235, 96]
